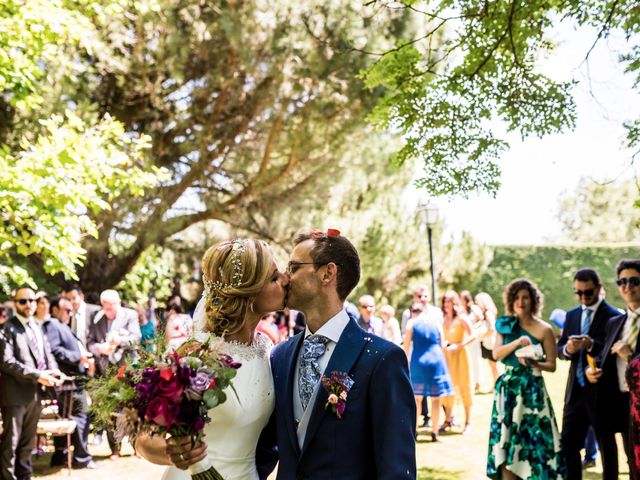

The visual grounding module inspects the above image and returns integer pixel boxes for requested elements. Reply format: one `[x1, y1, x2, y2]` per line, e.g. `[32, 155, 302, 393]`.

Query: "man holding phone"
[557, 268, 620, 479]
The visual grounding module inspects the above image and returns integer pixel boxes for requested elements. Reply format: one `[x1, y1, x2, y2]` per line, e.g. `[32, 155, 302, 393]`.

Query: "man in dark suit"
[42, 296, 96, 469]
[0, 287, 63, 480]
[269, 230, 416, 479]
[61, 284, 100, 349]
[557, 268, 621, 479]
[87, 289, 140, 459]
[587, 258, 640, 477]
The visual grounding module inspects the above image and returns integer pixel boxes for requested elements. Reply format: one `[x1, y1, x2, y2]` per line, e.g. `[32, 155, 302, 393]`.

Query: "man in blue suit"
[42, 296, 96, 469]
[269, 229, 416, 479]
[557, 268, 620, 479]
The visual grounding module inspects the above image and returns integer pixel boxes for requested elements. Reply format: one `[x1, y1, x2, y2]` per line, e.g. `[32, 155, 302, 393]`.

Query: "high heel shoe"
[438, 420, 453, 433]
[431, 432, 440, 442]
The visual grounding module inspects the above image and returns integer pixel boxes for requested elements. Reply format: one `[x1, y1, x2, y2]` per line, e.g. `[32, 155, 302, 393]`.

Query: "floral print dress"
[487, 316, 566, 479]
[626, 355, 640, 480]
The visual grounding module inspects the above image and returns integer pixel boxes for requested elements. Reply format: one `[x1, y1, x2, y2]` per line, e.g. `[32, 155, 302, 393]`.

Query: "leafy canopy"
[362, 0, 639, 195]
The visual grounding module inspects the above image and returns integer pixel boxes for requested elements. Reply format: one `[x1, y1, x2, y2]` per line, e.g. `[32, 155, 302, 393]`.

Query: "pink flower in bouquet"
[146, 397, 179, 427]
[339, 391, 347, 401]
[328, 394, 338, 405]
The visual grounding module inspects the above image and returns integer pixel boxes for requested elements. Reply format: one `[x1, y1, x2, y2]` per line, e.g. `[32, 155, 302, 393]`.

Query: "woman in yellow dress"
[441, 290, 474, 433]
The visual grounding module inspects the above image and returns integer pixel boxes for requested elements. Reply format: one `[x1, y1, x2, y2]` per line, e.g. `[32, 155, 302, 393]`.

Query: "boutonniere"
[321, 371, 354, 419]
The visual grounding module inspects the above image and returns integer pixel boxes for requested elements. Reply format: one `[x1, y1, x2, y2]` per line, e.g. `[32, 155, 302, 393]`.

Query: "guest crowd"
[0, 257, 639, 479]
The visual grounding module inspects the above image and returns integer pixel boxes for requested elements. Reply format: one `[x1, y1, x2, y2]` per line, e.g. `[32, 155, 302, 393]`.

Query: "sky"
[414, 23, 640, 245]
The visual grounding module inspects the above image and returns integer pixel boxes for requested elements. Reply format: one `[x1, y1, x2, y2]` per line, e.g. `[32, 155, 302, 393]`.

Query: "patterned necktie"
[298, 334, 329, 410]
[623, 311, 640, 353]
[577, 309, 593, 387]
[26, 321, 46, 370]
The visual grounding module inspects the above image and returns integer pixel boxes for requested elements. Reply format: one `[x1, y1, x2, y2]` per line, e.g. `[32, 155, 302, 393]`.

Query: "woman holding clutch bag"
[486, 279, 565, 480]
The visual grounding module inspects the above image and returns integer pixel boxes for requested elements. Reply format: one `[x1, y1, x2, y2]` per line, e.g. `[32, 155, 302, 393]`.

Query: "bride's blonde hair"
[201, 239, 273, 336]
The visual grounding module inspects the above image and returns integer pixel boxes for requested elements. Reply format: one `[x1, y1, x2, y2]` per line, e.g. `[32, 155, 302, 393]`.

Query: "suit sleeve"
[557, 317, 572, 360]
[45, 323, 81, 367]
[87, 320, 102, 358]
[369, 345, 416, 479]
[0, 328, 41, 381]
[118, 310, 141, 347]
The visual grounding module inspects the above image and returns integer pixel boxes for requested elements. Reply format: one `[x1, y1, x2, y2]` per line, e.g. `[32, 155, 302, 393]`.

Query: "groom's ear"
[322, 262, 339, 284]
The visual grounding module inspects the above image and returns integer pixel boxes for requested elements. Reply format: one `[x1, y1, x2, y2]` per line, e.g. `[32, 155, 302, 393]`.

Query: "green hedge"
[473, 244, 640, 317]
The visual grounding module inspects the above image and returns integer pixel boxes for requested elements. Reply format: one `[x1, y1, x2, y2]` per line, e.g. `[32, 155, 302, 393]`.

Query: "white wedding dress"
[161, 328, 275, 480]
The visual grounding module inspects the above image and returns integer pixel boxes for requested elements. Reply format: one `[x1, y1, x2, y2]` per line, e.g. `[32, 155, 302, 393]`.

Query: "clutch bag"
[515, 343, 545, 361]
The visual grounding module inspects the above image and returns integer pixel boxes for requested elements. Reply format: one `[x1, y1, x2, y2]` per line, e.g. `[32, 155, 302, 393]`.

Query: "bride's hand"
[166, 435, 208, 470]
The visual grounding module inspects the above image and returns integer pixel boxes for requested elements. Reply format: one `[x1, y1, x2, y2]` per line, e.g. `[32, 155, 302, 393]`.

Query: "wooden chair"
[36, 380, 77, 476]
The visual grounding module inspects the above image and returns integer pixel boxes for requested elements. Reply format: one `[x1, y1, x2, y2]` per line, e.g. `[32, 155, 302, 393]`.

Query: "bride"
[136, 239, 288, 479]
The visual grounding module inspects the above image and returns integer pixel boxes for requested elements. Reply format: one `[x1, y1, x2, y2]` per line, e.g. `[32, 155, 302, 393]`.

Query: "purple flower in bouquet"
[191, 417, 206, 432]
[146, 396, 179, 427]
[135, 380, 156, 402]
[220, 353, 242, 369]
[185, 369, 214, 401]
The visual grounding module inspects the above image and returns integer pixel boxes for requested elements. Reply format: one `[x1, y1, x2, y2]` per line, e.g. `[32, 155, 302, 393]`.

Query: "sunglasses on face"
[573, 288, 595, 297]
[16, 298, 36, 305]
[360, 304, 375, 309]
[616, 277, 640, 287]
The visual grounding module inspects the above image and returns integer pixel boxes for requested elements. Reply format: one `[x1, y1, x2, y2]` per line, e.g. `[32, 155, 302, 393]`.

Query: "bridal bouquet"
[90, 334, 241, 480]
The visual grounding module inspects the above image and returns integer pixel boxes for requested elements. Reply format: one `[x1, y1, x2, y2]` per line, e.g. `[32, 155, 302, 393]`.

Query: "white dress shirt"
[72, 302, 89, 347]
[293, 309, 350, 447]
[16, 313, 45, 359]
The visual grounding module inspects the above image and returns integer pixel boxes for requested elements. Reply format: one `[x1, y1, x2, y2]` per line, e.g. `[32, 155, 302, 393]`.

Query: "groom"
[268, 229, 416, 479]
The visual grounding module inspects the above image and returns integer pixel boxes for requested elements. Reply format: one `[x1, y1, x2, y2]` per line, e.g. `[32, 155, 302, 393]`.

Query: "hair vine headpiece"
[203, 239, 248, 312]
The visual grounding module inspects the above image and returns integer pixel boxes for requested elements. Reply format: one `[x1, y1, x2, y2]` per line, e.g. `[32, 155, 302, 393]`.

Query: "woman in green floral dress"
[487, 279, 566, 479]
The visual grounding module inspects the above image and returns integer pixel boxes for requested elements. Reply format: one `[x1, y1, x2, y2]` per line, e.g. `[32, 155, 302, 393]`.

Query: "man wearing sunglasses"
[586, 259, 640, 477]
[557, 269, 621, 479]
[0, 287, 63, 480]
[42, 297, 97, 469]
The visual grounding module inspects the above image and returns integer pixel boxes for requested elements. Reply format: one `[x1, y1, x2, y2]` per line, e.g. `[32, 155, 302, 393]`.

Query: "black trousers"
[51, 389, 92, 465]
[0, 399, 42, 480]
[562, 386, 625, 480]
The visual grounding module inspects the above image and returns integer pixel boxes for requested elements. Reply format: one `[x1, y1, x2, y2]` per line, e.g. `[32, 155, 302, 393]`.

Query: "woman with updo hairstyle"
[486, 279, 565, 479]
[137, 238, 288, 480]
[200, 239, 278, 339]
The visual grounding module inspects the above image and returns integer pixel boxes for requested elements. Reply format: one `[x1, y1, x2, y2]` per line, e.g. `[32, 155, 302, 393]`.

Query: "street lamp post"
[417, 199, 439, 304]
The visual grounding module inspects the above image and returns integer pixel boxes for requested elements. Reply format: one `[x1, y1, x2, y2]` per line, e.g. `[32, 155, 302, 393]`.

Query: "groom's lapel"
[284, 332, 304, 458]
[300, 318, 368, 458]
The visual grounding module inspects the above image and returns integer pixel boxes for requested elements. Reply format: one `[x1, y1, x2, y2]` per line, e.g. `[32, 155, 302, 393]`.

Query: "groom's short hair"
[293, 230, 360, 301]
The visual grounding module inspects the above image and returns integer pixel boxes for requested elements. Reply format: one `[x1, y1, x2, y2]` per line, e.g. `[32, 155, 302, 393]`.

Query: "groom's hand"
[166, 435, 208, 470]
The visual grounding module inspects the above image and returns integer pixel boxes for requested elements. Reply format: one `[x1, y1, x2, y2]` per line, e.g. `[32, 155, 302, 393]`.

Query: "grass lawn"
[33, 359, 630, 479]
[415, 359, 630, 479]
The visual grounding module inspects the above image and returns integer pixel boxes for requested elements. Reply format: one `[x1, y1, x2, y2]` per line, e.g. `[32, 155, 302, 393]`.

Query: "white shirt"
[16, 313, 44, 359]
[617, 308, 640, 392]
[72, 302, 89, 347]
[293, 309, 350, 447]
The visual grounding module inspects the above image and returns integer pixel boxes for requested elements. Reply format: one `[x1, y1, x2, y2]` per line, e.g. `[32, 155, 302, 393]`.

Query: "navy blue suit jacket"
[269, 316, 416, 480]
[595, 312, 637, 432]
[557, 300, 620, 407]
[42, 317, 86, 380]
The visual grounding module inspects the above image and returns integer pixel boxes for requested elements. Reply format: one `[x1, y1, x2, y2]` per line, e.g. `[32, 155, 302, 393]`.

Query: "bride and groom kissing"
[137, 229, 417, 479]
